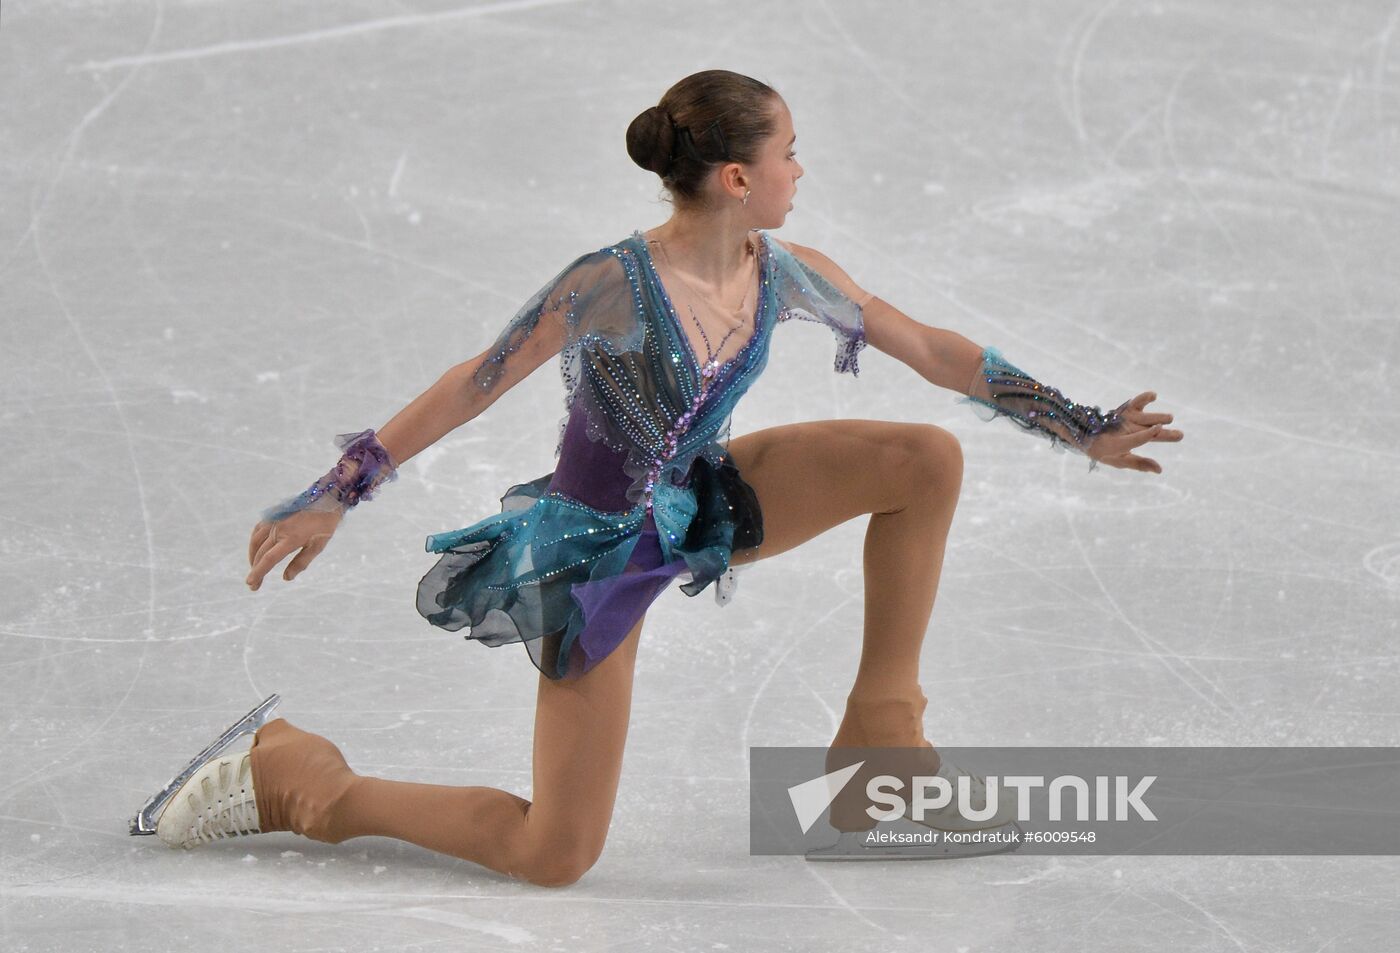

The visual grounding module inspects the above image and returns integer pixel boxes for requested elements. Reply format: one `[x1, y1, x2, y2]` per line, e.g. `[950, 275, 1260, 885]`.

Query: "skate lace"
[193, 797, 260, 843]
[189, 755, 261, 843]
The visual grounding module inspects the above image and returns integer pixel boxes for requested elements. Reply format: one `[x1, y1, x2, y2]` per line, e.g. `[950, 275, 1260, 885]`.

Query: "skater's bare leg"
[249, 614, 645, 887]
[726, 419, 961, 830]
[726, 419, 963, 751]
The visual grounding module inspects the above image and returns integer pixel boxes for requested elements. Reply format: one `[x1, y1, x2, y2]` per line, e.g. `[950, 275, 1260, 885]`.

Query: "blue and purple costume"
[415, 231, 869, 680]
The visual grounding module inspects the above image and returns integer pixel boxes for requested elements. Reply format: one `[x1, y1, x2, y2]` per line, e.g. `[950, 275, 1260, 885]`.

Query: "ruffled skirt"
[415, 447, 763, 681]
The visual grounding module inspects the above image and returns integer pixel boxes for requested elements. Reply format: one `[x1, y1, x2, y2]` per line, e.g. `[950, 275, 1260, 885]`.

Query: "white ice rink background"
[2, 0, 1399, 950]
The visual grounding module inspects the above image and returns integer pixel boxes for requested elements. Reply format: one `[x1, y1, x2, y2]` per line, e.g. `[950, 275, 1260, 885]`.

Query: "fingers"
[1128, 424, 1164, 448]
[1128, 395, 1186, 438]
[1125, 454, 1162, 474]
[246, 513, 340, 590]
[1141, 422, 1185, 441]
[1101, 392, 1181, 475]
[1104, 450, 1162, 474]
[247, 538, 298, 591]
[282, 537, 328, 582]
[1128, 423, 1185, 445]
[1126, 410, 1174, 426]
[249, 522, 272, 566]
[252, 531, 282, 572]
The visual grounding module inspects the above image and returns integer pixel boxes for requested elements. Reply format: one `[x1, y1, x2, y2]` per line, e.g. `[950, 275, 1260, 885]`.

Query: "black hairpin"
[669, 118, 732, 167]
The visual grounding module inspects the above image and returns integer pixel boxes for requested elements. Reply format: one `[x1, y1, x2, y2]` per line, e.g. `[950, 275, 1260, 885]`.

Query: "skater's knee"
[906, 424, 963, 479]
[889, 425, 963, 505]
[516, 830, 606, 888]
[522, 859, 591, 888]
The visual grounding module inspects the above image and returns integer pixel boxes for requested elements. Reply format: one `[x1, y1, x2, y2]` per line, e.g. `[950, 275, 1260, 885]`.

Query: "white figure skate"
[903, 756, 1021, 832]
[129, 693, 281, 844]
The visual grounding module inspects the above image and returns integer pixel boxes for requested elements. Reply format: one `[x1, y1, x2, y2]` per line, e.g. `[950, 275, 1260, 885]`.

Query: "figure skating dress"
[415, 230, 870, 680]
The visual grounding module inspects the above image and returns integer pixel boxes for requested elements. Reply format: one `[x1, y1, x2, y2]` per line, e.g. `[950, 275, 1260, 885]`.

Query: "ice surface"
[2, 0, 1398, 950]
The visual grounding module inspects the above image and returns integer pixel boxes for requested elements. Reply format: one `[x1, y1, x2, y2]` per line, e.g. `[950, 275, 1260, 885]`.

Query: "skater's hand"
[246, 509, 342, 590]
[1084, 391, 1183, 474]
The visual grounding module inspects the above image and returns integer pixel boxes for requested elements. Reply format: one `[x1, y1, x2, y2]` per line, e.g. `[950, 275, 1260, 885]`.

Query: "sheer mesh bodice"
[415, 229, 868, 680]
[641, 231, 763, 372]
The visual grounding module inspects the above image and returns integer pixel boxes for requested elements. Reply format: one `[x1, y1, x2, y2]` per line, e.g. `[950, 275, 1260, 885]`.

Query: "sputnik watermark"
[787, 762, 1157, 834]
[752, 747, 1400, 856]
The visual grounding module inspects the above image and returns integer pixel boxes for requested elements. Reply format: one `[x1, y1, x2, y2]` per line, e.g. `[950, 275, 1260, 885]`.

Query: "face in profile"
[743, 97, 804, 229]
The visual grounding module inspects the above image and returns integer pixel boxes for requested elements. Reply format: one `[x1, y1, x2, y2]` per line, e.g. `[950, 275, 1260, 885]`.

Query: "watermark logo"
[786, 763, 1156, 831]
[787, 760, 865, 834]
[751, 747, 1400, 856]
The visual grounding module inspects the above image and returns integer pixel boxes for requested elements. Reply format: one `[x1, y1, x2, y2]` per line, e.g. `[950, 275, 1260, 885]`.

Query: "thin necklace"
[654, 236, 756, 375]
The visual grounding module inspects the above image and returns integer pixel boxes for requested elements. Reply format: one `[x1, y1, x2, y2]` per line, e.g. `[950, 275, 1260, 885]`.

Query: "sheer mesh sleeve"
[957, 345, 1127, 472]
[469, 246, 631, 400]
[768, 238, 872, 376]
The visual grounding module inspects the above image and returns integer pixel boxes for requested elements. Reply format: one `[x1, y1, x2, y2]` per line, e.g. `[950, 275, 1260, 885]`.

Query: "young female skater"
[132, 69, 1182, 885]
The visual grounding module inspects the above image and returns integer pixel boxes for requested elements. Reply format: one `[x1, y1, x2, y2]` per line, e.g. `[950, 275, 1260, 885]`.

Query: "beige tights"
[248, 419, 963, 879]
[248, 592, 645, 889]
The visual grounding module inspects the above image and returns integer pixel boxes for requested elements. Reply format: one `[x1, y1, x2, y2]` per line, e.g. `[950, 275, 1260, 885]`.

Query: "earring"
[742, 190, 750, 206]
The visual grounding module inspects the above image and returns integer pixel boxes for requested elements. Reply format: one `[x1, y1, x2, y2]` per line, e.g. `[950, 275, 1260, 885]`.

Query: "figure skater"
[131, 69, 1182, 885]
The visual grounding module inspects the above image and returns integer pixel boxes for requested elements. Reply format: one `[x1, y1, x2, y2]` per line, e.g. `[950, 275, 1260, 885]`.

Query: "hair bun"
[626, 105, 676, 177]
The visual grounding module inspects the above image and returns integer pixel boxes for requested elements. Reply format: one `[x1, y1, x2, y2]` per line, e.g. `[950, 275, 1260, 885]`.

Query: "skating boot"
[129, 694, 281, 847]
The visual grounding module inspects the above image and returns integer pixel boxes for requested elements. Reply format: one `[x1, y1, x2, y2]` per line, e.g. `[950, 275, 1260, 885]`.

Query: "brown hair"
[626, 69, 781, 210]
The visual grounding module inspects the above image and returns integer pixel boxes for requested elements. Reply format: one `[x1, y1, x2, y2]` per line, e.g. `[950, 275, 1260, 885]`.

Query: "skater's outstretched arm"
[245, 248, 627, 591]
[241, 336, 541, 592]
[376, 248, 627, 469]
[777, 239, 1183, 473]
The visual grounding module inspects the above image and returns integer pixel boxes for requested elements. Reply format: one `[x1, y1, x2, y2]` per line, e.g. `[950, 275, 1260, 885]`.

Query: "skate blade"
[805, 819, 1024, 862]
[128, 693, 281, 836]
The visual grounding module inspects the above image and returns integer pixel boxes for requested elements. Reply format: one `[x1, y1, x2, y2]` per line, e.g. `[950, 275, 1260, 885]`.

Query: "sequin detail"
[417, 229, 864, 680]
[260, 430, 398, 523]
[956, 346, 1126, 472]
[768, 243, 868, 377]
